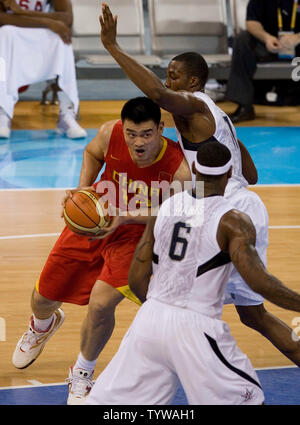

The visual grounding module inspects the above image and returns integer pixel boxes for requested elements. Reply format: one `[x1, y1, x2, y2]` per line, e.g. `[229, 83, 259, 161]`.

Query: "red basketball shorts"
[36, 225, 144, 306]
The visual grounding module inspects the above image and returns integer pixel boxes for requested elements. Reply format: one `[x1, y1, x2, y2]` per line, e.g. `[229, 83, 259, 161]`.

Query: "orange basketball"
[63, 189, 111, 236]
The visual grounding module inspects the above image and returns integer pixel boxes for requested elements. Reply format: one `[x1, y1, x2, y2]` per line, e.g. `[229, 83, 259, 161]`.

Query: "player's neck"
[203, 182, 225, 198]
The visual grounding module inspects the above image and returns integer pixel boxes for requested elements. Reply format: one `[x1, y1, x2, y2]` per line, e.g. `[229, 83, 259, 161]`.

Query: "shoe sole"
[12, 308, 65, 369]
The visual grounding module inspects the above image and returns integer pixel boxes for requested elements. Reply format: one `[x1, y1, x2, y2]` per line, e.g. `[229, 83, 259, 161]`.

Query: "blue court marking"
[0, 368, 299, 405]
[0, 127, 300, 188]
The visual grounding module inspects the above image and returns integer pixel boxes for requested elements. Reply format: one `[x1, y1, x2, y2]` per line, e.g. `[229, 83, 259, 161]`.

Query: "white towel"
[0, 25, 79, 118]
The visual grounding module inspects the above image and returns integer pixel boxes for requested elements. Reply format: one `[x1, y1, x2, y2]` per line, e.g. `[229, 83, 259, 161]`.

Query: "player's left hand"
[89, 209, 126, 240]
[99, 2, 118, 48]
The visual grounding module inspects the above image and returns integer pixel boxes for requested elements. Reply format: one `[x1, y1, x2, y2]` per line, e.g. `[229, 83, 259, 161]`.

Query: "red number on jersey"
[35, 1, 43, 11]
[19, 0, 29, 9]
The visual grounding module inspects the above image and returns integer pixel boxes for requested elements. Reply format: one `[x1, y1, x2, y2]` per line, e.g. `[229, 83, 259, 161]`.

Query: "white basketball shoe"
[56, 110, 87, 139]
[12, 308, 65, 369]
[66, 366, 94, 405]
[0, 107, 11, 139]
[56, 91, 87, 139]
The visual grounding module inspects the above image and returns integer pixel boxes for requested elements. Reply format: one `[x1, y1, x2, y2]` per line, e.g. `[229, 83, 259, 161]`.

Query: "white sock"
[58, 91, 75, 116]
[74, 352, 96, 372]
[33, 314, 55, 332]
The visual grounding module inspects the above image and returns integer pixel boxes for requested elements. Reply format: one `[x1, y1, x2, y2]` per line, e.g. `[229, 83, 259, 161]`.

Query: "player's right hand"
[61, 186, 96, 218]
[99, 2, 118, 48]
[48, 20, 72, 44]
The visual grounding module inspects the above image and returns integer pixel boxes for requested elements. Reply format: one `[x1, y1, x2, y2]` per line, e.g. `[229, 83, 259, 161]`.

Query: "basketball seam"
[70, 197, 102, 229]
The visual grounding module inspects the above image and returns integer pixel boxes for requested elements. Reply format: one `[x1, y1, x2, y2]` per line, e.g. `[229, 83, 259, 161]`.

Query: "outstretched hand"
[88, 208, 127, 241]
[99, 2, 118, 49]
[61, 185, 96, 218]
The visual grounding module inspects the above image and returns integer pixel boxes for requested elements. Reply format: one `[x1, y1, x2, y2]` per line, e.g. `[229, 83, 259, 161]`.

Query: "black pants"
[226, 30, 300, 106]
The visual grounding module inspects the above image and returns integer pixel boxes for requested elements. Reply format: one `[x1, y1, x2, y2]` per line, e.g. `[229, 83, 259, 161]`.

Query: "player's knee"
[31, 289, 59, 311]
[87, 297, 116, 325]
[236, 304, 267, 332]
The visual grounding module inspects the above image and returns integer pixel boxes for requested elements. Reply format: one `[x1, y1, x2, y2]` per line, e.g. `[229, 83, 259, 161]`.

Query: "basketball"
[63, 189, 111, 236]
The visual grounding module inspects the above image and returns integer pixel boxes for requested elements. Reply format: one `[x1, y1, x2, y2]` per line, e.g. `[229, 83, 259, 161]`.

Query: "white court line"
[0, 188, 70, 192]
[269, 225, 300, 229]
[0, 233, 60, 240]
[255, 365, 297, 371]
[0, 365, 297, 391]
[0, 184, 300, 193]
[27, 380, 43, 386]
[0, 382, 66, 390]
[1, 226, 300, 241]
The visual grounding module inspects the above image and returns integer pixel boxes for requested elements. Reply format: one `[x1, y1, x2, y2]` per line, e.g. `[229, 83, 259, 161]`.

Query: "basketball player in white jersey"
[0, 0, 87, 139]
[99, 2, 300, 367]
[88, 141, 300, 405]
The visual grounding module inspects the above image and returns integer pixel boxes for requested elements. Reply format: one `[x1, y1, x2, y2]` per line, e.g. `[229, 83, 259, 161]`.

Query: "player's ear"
[190, 76, 200, 89]
[158, 121, 164, 133]
[227, 166, 232, 179]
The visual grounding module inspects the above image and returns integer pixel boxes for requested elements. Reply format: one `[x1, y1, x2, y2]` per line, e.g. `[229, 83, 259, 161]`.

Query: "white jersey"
[175, 91, 248, 196]
[16, 0, 51, 12]
[147, 191, 234, 319]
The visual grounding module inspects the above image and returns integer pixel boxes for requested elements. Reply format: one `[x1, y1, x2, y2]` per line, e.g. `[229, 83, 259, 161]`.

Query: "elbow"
[128, 267, 151, 304]
[128, 279, 146, 304]
[247, 170, 258, 185]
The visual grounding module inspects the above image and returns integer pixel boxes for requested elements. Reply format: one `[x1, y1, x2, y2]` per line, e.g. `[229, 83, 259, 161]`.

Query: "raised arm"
[99, 3, 205, 116]
[217, 209, 300, 312]
[128, 215, 157, 303]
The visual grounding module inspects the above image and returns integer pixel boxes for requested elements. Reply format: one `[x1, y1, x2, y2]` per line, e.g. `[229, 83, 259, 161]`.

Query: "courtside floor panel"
[0, 368, 299, 405]
[1, 127, 300, 405]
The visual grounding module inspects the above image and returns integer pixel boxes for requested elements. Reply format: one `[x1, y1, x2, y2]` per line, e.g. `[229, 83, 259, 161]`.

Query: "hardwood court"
[0, 100, 299, 389]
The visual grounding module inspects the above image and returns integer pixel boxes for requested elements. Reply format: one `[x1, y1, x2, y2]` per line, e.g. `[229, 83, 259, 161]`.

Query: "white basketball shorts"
[87, 299, 265, 405]
[224, 187, 269, 306]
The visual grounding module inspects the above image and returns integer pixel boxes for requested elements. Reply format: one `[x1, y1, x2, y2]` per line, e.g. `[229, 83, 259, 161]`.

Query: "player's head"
[121, 97, 164, 166]
[192, 141, 232, 192]
[121, 96, 161, 126]
[165, 52, 209, 92]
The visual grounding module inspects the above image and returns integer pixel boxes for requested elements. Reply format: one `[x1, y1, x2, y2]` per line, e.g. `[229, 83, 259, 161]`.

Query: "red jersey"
[95, 120, 183, 211]
[37, 120, 184, 305]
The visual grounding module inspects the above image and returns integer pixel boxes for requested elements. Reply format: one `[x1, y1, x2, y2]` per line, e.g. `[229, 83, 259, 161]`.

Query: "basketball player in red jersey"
[12, 97, 191, 404]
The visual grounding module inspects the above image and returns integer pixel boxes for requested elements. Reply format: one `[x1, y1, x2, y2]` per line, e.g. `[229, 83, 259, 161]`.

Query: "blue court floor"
[0, 126, 300, 405]
[0, 127, 300, 189]
[0, 367, 299, 405]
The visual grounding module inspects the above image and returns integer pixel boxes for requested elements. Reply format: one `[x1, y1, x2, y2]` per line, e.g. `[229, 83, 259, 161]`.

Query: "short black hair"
[121, 97, 161, 126]
[171, 52, 209, 88]
[196, 140, 231, 182]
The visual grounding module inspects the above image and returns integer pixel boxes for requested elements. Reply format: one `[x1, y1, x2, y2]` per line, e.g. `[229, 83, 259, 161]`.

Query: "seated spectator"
[0, 0, 87, 139]
[226, 0, 300, 123]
